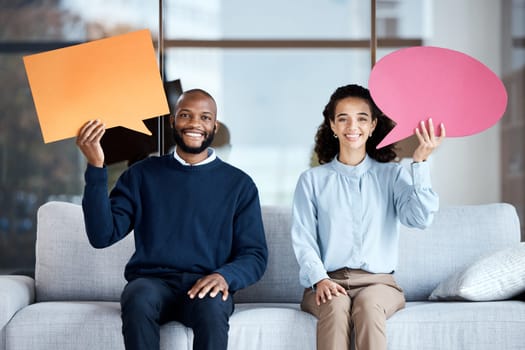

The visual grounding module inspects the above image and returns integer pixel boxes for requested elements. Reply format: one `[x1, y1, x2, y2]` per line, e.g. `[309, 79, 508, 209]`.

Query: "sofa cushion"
[5, 301, 189, 350]
[5, 301, 316, 350]
[395, 203, 521, 301]
[35, 202, 133, 302]
[35, 202, 521, 303]
[228, 304, 316, 349]
[233, 206, 304, 303]
[5, 302, 126, 349]
[428, 242, 525, 301]
[386, 301, 525, 350]
[35, 202, 304, 303]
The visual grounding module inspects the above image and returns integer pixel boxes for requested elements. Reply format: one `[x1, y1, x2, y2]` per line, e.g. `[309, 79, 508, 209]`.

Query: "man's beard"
[172, 127, 215, 154]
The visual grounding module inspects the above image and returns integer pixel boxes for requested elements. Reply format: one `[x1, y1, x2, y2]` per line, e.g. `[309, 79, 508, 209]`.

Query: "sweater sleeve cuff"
[411, 161, 432, 190]
[213, 267, 238, 291]
[84, 164, 108, 184]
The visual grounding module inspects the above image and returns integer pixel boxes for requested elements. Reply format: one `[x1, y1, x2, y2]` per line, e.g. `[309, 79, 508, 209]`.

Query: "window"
[0, 0, 428, 274]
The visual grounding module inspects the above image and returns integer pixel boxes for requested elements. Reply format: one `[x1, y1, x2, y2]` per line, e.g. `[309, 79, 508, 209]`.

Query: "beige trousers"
[301, 269, 405, 350]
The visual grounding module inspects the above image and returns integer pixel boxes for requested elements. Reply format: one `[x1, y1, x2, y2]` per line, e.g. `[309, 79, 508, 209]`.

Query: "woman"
[291, 84, 445, 350]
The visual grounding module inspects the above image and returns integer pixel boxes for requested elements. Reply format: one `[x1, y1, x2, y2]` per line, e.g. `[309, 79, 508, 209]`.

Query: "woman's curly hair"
[314, 84, 397, 164]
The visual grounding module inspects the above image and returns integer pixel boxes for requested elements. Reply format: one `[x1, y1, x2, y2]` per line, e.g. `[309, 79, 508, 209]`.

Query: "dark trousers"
[120, 273, 234, 350]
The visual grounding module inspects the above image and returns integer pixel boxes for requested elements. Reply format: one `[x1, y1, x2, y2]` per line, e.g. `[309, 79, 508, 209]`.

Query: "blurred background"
[0, 0, 523, 274]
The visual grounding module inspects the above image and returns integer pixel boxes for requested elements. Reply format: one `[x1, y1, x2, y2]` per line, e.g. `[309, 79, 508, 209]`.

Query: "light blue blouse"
[291, 155, 439, 288]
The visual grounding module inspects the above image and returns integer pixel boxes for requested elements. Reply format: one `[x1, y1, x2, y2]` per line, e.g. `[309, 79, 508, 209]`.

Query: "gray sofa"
[1, 201, 524, 349]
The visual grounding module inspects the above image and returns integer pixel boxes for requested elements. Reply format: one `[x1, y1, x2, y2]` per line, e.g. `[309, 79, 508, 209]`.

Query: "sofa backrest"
[34, 202, 303, 303]
[233, 206, 302, 303]
[395, 203, 520, 300]
[236, 203, 521, 302]
[35, 201, 520, 303]
[35, 201, 131, 302]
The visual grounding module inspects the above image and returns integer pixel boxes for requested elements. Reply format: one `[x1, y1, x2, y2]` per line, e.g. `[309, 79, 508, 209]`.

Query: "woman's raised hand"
[412, 118, 446, 163]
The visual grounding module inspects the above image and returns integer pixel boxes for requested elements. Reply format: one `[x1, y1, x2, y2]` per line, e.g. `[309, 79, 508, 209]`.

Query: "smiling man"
[171, 89, 217, 160]
[76, 89, 268, 350]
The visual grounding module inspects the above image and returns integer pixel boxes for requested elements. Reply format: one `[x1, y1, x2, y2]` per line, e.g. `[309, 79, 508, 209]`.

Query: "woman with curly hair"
[291, 84, 445, 350]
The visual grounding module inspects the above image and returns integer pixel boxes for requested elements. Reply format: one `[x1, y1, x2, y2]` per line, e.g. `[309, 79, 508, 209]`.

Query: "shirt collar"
[330, 154, 372, 177]
[173, 147, 217, 166]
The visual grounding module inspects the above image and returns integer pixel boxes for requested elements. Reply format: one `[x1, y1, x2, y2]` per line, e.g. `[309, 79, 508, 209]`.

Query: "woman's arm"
[394, 118, 445, 228]
[291, 173, 329, 288]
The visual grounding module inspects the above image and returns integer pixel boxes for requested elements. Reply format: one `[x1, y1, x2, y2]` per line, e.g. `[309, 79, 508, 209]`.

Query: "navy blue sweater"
[82, 154, 268, 292]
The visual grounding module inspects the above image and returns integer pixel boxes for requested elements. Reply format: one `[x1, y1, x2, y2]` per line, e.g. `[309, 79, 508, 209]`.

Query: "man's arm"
[190, 179, 268, 298]
[218, 180, 268, 292]
[77, 120, 134, 248]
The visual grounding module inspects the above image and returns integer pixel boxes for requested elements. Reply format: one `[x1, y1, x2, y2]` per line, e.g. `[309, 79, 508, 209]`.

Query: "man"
[76, 89, 268, 350]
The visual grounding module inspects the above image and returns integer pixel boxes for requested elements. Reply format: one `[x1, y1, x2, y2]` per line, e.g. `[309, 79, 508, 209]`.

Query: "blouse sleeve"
[291, 172, 330, 288]
[393, 161, 439, 229]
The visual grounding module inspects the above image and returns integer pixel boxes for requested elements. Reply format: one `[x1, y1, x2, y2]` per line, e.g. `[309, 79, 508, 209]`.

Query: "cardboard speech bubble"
[369, 46, 508, 149]
[23, 29, 169, 143]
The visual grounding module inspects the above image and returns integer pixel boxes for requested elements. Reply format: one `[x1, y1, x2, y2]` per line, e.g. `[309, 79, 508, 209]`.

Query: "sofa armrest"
[0, 275, 35, 342]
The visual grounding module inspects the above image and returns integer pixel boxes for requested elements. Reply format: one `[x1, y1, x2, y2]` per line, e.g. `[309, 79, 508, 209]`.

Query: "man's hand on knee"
[188, 273, 229, 301]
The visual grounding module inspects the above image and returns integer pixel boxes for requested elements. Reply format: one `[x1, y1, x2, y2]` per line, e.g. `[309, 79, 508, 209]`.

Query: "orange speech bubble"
[23, 29, 169, 143]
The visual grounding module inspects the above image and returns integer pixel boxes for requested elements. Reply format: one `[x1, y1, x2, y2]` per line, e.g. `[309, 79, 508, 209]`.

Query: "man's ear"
[214, 121, 220, 134]
[169, 115, 175, 128]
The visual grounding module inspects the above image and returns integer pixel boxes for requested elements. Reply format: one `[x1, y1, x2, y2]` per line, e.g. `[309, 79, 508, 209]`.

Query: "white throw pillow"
[429, 242, 525, 301]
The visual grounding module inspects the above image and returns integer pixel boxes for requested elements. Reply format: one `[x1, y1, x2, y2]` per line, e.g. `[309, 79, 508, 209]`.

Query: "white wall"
[426, 0, 502, 205]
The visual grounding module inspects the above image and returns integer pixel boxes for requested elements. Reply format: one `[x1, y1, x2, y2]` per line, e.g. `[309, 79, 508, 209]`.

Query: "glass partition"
[0, 0, 159, 274]
[0, 0, 439, 274]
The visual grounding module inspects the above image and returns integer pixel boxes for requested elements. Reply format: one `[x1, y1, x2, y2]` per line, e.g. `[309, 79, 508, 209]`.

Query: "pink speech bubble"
[369, 46, 508, 149]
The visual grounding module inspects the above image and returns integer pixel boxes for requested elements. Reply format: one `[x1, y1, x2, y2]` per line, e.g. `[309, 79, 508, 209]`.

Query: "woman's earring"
[369, 131, 373, 138]
[333, 133, 338, 139]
